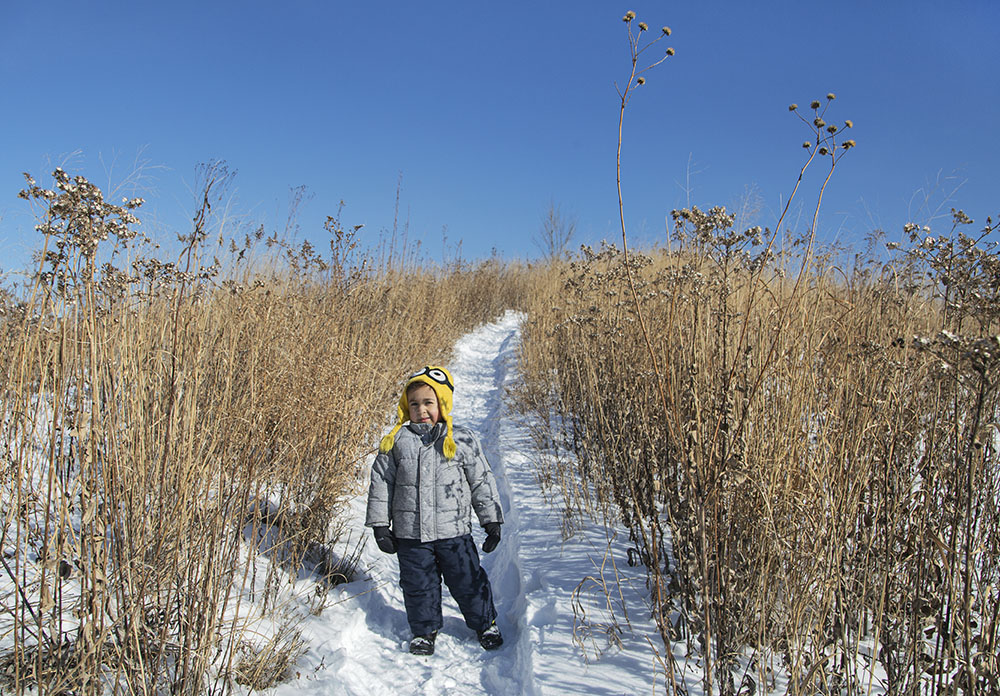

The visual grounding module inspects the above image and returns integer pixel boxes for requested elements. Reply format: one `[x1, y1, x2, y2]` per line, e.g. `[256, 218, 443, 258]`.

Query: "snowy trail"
[0, 310, 900, 695]
[268, 310, 666, 695]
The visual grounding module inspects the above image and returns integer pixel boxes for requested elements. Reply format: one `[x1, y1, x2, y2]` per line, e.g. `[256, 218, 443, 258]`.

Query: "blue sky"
[2, 1, 998, 274]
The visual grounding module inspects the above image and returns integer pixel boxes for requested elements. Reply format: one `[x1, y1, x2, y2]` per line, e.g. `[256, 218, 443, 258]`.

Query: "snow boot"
[477, 622, 503, 651]
[409, 631, 438, 656]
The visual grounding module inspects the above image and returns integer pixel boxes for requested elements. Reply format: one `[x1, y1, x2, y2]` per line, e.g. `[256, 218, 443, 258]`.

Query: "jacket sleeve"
[456, 428, 504, 526]
[365, 449, 397, 528]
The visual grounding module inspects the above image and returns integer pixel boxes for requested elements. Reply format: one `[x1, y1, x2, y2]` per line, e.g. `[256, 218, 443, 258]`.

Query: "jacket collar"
[407, 421, 446, 444]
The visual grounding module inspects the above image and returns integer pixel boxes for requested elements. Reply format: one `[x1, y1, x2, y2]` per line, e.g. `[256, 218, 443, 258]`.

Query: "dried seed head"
[788, 103, 798, 111]
[844, 119, 853, 128]
[827, 92, 836, 100]
[666, 47, 675, 56]
[842, 139, 856, 149]
[819, 146, 829, 155]
[623, 10, 636, 22]
[662, 26, 671, 35]
[827, 124, 838, 133]
[636, 76, 646, 85]
[814, 118, 826, 128]
[802, 141, 812, 149]
[638, 21, 648, 31]
[810, 100, 821, 109]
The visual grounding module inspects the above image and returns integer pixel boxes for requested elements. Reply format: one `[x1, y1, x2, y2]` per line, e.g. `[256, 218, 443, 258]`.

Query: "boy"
[366, 365, 504, 656]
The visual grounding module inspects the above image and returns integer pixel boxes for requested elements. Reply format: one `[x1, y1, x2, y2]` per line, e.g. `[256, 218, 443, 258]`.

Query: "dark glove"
[373, 526, 397, 554]
[482, 522, 501, 553]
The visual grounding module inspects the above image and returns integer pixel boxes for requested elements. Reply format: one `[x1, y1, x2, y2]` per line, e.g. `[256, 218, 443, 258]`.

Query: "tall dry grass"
[0, 164, 526, 693]
[515, 13, 997, 692]
[514, 210, 1000, 693]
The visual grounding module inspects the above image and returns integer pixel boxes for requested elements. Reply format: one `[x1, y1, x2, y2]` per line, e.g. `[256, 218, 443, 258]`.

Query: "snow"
[0, 310, 705, 694]
[261, 310, 673, 695]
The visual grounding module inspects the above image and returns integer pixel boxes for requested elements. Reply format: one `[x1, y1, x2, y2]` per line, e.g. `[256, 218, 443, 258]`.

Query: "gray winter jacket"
[365, 421, 504, 542]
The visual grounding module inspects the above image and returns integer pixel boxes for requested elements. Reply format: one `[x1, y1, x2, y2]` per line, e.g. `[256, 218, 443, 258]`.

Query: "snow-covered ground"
[0, 309, 950, 694]
[263, 310, 673, 695]
[0, 310, 709, 694]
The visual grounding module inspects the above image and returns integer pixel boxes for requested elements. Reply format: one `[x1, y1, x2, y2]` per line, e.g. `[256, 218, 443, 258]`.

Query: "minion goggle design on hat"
[409, 366, 454, 392]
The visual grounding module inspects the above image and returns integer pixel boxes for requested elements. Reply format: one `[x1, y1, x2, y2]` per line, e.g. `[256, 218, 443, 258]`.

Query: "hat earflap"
[442, 420, 456, 460]
[378, 398, 409, 454]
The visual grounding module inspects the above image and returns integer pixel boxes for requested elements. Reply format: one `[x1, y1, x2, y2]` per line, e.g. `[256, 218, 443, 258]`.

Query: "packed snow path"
[273, 311, 664, 695]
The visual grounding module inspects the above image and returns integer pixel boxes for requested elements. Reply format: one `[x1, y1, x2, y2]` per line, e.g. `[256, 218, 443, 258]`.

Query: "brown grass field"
[1, 148, 998, 694]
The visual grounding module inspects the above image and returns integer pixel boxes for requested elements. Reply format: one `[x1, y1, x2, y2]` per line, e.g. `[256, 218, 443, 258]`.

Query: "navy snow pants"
[396, 534, 497, 637]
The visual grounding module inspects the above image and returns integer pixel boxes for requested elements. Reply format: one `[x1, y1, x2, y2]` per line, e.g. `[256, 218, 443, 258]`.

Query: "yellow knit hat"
[379, 366, 457, 459]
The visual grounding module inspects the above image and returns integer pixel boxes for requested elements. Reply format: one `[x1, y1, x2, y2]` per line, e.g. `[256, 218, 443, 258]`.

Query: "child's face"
[407, 383, 440, 425]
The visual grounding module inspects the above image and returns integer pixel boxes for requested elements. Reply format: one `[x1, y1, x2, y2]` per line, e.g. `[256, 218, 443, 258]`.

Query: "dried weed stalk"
[0, 165, 527, 693]
[514, 10, 997, 694]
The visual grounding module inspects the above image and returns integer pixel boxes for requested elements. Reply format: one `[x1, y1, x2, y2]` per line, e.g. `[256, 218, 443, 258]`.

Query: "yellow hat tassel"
[442, 420, 456, 459]
[378, 399, 409, 453]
